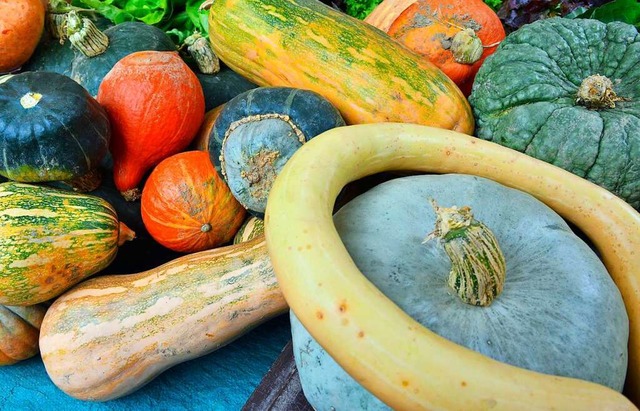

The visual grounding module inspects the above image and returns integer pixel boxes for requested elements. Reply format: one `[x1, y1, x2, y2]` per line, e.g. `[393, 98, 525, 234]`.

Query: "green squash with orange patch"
[0, 182, 135, 306]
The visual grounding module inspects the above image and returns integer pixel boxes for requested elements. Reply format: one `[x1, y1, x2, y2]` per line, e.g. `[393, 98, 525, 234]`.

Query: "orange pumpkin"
[97, 51, 205, 201]
[191, 104, 225, 151]
[0, 0, 45, 73]
[140, 151, 246, 253]
[366, 0, 505, 96]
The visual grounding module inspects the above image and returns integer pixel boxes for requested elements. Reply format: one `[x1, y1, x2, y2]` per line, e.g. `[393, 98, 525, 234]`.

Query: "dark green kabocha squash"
[196, 67, 258, 112]
[208, 87, 346, 218]
[0, 71, 110, 191]
[70, 21, 176, 96]
[469, 18, 640, 210]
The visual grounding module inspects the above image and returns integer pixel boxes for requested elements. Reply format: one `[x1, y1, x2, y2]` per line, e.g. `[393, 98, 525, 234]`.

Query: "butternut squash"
[39, 235, 286, 401]
[265, 123, 640, 410]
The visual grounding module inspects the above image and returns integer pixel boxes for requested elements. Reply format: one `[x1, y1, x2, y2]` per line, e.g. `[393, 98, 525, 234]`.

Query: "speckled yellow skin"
[265, 123, 640, 410]
[39, 235, 286, 401]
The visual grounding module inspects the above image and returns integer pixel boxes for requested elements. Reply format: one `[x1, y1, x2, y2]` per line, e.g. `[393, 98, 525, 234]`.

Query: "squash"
[0, 0, 45, 73]
[265, 123, 640, 409]
[210, 87, 346, 217]
[141, 151, 246, 253]
[97, 50, 205, 201]
[469, 18, 640, 210]
[70, 21, 177, 96]
[233, 216, 264, 244]
[196, 66, 257, 112]
[192, 105, 225, 151]
[206, 0, 474, 133]
[0, 304, 48, 365]
[291, 174, 628, 410]
[0, 71, 110, 191]
[39, 235, 287, 401]
[365, 0, 505, 96]
[364, 0, 415, 32]
[0, 182, 135, 306]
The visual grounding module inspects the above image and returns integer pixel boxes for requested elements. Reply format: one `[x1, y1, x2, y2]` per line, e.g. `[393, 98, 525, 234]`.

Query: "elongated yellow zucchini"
[39, 236, 286, 401]
[265, 123, 640, 410]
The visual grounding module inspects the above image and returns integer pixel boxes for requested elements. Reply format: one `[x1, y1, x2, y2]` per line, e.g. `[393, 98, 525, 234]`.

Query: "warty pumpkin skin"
[291, 174, 628, 410]
[470, 18, 640, 210]
[0, 0, 45, 73]
[0, 304, 47, 365]
[265, 123, 640, 410]
[206, 0, 474, 133]
[97, 50, 205, 200]
[0, 182, 135, 306]
[0, 71, 110, 191]
[141, 151, 246, 253]
[39, 235, 287, 401]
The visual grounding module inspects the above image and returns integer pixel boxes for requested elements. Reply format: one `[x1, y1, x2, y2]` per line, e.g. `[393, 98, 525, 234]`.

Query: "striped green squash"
[0, 182, 135, 306]
[233, 216, 264, 244]
[39, 235, 287, 401]
[206, 0, 474, 134]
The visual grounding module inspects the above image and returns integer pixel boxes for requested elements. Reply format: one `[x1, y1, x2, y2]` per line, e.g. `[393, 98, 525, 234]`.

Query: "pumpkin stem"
[65, 11, 109, 57]
[63, 168, 102, 193]
[121, 188, 142, 202]
[423, 200, 506, 307]
[117, 222, 136, 246]
[451, 28, 483, 65]
[576, 74, 626, 110]
[184, 32, 220, 75]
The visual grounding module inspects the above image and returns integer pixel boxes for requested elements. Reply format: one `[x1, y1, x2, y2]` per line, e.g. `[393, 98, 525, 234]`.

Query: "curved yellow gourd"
[265, 123, 640, 410]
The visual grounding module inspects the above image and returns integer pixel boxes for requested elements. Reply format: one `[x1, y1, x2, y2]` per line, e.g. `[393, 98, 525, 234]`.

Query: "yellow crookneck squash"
[265, 123, 640, 410]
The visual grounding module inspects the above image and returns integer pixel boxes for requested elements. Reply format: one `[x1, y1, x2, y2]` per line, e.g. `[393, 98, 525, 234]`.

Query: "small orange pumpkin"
[0, 304, 47, 365]
[140, 151, 246, 253]
[97, 51, 205, 201]
[0, 0, 46, 73]
[366, 0, 505, 96]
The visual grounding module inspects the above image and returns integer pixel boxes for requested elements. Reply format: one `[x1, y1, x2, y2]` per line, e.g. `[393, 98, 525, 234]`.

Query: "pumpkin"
[0, 0, 45, 73]
[469, 18, 640, 211]
[233, 216, 264, 244]
[0, 304, 48, 365]
[141, 151, 246, 253]
[291, 174, 628, 410]
[192, 105, 225, 151]
[97, 50, 205, 201]
[71, 21, 176, 96]
[39, 235, 287, 401]
[365, 0, 505, 96]
[210, 87, 346, 217]
[265, 123, 640, 409]
[0, 182, 135, 306]
[196, 66, 257, 112]
[0, 71, 110, 191]
[206, 0, 474, 133]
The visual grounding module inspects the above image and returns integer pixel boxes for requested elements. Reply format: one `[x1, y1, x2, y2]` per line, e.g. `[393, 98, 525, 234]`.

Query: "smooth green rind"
[470, 18, 640, 209]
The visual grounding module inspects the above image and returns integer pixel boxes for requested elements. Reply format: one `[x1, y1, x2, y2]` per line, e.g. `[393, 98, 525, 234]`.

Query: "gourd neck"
[184, 32, 220, 75]
[117, 222, 136, 246]
[576, 74, 625, 109]
[451, 28, 483, 65]
[66, 11, 109, 57]
[424, 200, 506, 307]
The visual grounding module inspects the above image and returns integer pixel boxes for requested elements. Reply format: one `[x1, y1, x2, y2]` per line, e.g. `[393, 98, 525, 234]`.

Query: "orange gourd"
[141, 151, 246, 253]
[0, 0, 45, 73]
[366, 0, 505, 96]
[97, 51, 205, 201]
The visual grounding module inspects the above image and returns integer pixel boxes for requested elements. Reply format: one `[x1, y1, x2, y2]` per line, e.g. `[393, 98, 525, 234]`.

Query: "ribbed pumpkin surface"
[207, 0, 474, 133]
[0, 182, 125, 305]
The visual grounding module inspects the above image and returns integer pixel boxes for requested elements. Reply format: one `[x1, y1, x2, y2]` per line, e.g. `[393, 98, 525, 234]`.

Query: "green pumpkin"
[210, 87, 345, 218]
[0, 71, 110, 190]
[469, 18, 640, 210]
[196, 67, 257, 112]
[291, 174, 628, 410]
[70, 21, 176, 96]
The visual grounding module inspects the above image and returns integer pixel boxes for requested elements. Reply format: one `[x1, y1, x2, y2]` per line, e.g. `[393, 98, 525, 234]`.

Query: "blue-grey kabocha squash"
[208, 87, 345, 218]
[290, 174, 629, 410]
[0, 71, 110, 191]
[469, 18, 640, 210]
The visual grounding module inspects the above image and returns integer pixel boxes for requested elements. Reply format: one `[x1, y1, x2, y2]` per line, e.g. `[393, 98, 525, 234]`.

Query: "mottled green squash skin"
[207, 0, 474, 133]
[469, 18, 640, 210]
[291, 174, 629, 411]
[0, 182, 126, 306]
